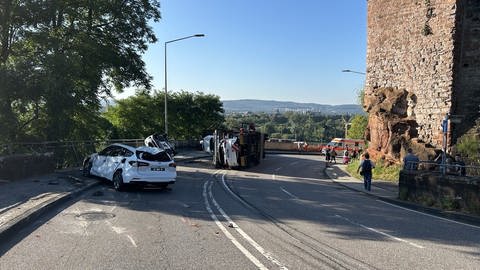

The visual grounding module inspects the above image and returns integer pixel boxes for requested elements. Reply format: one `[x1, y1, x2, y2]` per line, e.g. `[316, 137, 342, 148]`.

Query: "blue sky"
[116, 0, 367, 105]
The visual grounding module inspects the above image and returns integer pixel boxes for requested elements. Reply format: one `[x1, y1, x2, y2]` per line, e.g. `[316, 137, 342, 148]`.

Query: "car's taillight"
[129, 161, 150, 167]
[169, 162, 177, 168]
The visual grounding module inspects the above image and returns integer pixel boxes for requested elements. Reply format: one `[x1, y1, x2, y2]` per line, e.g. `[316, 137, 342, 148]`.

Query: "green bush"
[456, 134, 480, 164]
[346, 158, 401, 182]
[440, 196, 460, 211]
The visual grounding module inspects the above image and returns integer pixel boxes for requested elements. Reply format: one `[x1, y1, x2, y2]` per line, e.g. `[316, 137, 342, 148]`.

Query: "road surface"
[1, 155, 479, 269]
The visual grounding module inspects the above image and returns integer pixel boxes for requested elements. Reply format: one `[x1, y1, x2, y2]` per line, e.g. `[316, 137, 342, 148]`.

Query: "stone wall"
[452, 0, 480, 141]
[365, 0, 460, 160]
[399, 170, 480, 216]
[0, 154, 56, 180]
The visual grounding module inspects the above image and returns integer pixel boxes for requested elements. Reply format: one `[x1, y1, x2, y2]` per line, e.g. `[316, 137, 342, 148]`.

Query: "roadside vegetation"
[0, 1, 162, 144]
[103, 90, 224, 140]
[456, 133, 480, 167]
[346, 158, 402, 182]
[225, 112, 367, 143]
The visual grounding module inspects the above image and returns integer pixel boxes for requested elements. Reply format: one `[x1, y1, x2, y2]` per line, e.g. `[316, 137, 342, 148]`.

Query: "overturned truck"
[212, 128, 265, 169]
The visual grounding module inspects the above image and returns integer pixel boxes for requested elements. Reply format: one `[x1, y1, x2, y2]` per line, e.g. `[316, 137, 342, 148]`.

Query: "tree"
[104, 91, 224, 140]
[357, 88, 365, 109]
[348, 115, 368, 139]
[0, 1, 161, 143]
[168, 91, 224, 139]
[224, 111, 357, 143]
[103, 91, 162, 139]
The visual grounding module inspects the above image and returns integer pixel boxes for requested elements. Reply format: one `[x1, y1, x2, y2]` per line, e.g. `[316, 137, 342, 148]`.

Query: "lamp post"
[164, 34, 205, 135]
[345, 122, 351, 138]
[341, 69, 366, 75]
[441, 114, 449, 175]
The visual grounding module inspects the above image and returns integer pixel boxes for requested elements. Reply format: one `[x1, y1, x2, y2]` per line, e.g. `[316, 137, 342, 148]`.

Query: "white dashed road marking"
[280, 187, 298, 199]
[335, 214, 425, 249]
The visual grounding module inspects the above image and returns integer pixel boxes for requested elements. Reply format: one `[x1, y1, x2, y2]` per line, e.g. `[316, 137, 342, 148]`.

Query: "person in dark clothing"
[352, 149, 358, 159]
[454, 154, 466, 176]
[357, 152, 375, 191]
[330, 149, 337, 163]
[403, 148, 420, 170]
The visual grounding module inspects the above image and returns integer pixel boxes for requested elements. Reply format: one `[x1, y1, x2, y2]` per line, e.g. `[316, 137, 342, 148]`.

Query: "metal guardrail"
[0, 139, 200, 169]
[404, 160, 480, 177]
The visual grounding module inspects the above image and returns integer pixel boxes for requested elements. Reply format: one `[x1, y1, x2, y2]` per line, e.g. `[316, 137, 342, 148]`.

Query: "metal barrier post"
[441, 114, 449, 175]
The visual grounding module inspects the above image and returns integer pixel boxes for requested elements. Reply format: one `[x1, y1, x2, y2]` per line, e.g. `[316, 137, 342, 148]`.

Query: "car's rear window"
[136, 150, 171, 162]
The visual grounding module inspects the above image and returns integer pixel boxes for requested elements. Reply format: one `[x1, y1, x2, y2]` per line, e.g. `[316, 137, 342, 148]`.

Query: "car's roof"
[110, 143, 137, 152]
[109, 143, 167, 154]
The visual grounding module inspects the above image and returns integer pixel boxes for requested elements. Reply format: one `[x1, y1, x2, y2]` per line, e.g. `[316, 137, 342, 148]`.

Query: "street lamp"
[164, 34, 205, 135]
[345, 122, 352, 138]
[342, 69, 366, 75]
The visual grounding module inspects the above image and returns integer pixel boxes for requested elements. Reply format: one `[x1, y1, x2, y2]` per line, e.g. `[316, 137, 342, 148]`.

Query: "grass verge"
[346, 159, 401, 182]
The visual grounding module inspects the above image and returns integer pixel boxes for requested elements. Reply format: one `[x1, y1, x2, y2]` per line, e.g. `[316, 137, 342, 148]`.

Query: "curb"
[375, 196, 480, 226]
[323, 165, 480, 227]
[265, 150, 322, 156]
[175, 155, 212, 163]
[0, 180, 100, 244]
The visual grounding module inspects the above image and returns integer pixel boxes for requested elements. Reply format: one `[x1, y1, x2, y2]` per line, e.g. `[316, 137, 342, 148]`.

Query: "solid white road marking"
[377, 200, 480, 230]
[126, 235, 138, 248]
[221, 172, 255, 211]
[335, 214, 425, 249]
[203, 181, 268, 270]
[280, 187, 298, 200]
[210, 179, 288, 270]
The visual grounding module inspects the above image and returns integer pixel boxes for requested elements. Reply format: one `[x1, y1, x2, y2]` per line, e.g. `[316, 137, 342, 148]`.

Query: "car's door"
[103, 146, 126, 180]
[91, 146, 114, 177]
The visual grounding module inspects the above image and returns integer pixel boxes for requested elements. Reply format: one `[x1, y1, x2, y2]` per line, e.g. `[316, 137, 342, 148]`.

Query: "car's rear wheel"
[113, 171, 125, 191]
[83, 160, 92, 177]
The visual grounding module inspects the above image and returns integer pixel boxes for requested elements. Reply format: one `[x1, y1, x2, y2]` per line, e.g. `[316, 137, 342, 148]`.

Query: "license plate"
[151, 167, 165, 171]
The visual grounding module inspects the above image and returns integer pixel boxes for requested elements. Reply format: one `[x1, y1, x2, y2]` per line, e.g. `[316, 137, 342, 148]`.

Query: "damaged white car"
[83, 143, 177, 191]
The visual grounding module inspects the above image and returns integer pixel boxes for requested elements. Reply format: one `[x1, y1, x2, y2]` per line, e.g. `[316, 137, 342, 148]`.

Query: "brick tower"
[364, 0, 480, 161]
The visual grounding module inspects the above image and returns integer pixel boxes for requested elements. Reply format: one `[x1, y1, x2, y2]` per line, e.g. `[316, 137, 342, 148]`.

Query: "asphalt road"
[1, 154, 479, 269]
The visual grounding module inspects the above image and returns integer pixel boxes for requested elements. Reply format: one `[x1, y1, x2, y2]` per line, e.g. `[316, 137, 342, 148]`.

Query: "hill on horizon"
[222, 99, 363, 115]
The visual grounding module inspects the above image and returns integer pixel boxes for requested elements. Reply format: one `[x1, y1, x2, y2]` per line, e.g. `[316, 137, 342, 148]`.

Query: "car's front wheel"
[83, 160, 92, 177]
[113, 171, 125, 191]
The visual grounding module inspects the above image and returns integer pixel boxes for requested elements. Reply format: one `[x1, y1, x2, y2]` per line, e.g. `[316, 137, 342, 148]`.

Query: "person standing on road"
[343, 147, 350, 164]
[330, 149, 337, 163]
[352, 148, 358, 159]
[357, 152, 375, 191]
[403, 148, 419, 170]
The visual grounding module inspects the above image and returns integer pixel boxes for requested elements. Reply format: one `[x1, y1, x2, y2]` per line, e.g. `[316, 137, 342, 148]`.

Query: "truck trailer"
[209, 127, 265, 169]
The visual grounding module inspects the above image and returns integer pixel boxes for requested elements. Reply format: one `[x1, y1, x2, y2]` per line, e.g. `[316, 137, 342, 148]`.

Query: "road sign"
[449, 114, 464, 124]
[442, 118, 448, 133]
